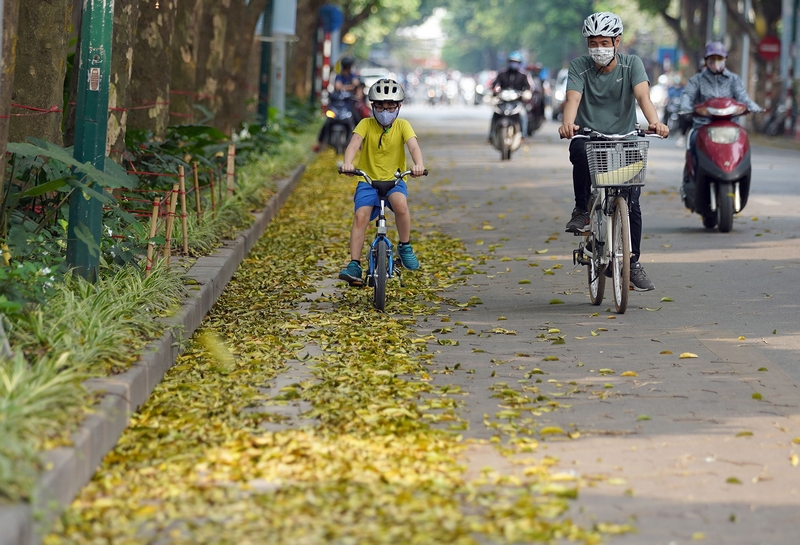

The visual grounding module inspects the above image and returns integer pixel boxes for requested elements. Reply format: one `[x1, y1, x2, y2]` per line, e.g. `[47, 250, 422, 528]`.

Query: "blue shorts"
[354, 180, 408, 221]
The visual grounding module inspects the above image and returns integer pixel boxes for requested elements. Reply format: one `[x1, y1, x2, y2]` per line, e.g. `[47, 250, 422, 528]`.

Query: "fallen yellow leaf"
[621, 371, 638, 377]
[679, 352, 698, 359]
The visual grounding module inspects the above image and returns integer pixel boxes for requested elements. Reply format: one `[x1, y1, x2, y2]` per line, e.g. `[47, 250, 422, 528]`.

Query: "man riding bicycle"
[558, 12, 669, 291]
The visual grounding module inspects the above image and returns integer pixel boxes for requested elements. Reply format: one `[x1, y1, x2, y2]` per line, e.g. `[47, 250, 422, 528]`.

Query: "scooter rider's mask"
[706, 55, 726, 74]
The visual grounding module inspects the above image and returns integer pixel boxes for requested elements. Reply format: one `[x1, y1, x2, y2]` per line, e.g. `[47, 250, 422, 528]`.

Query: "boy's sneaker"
[398, 243, 420, 270]
[566, 208, 590, 233]
[338, 260, 363, 286]
[629, 262, 655, 291]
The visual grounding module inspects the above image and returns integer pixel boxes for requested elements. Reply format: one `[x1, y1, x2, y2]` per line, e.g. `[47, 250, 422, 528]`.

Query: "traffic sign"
[757, 35, 781, 62]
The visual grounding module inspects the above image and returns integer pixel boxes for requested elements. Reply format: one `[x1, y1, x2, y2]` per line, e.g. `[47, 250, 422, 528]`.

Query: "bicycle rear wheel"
[611, 197, 631, 314]
[373, 239, 388, 311]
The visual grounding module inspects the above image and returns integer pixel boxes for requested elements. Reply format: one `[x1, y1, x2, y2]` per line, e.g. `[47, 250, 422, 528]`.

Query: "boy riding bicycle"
[339, 78, 426, 287]
[558, 12, 669, 291]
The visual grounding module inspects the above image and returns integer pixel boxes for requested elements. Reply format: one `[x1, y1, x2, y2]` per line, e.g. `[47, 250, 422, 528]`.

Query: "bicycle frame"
[368, 196, 398, 287]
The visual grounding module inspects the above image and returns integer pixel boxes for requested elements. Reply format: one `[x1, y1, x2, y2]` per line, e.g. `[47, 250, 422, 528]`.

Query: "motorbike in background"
[490, 87, 530, 160]
[526, 77, 546, 136]
[681, 97, 752, 233]
[323, 90, 355, 154]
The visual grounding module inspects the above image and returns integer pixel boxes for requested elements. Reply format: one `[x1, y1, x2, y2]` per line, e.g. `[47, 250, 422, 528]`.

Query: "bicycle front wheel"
[587, 234, 605, 306]
[611, 197, 631, 314]
[373, 239, 388, 311]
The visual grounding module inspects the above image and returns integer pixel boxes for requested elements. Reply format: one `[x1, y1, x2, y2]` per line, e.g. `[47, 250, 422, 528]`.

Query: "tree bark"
[8, 0, 72, 145]
[0, 0, 20, 158]
[214, 0, 269, 135]
[170, 0, 204, 123]
[129, 0, 177, 140]
[105, 0, 140, 161]
[195, 0, 230, 122]
[288, 0, 326, 100]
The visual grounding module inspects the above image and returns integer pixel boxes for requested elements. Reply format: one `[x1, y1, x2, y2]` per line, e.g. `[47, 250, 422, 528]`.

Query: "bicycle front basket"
[585, 140, 649, 187]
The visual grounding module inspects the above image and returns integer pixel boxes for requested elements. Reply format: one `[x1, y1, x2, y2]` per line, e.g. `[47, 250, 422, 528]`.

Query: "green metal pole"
[66, 0, 114, 282]
[258, 0, 273, 124]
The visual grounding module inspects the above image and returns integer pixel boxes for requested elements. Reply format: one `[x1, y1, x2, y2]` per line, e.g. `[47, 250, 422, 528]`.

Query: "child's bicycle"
[338, 167, 428, 311]
[569, 126, 662, 314]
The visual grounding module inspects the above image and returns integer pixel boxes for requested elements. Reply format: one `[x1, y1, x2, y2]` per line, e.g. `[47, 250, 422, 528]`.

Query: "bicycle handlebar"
[562, 126, 665, 140]
[338, 167, 429, 184]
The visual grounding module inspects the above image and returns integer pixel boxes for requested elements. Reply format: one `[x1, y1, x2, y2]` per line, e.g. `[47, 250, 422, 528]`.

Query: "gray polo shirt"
[567, 53, 649, 135]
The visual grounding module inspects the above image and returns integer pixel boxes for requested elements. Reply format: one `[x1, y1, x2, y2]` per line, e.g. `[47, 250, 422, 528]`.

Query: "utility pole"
[66, 0, 114, 282]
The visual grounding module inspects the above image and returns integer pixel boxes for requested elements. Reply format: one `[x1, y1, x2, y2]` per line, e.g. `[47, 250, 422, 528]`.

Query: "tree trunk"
[8, 0, 72, 145]
[195, 0, 230, 123]
[129, 0, 177, 140]
[215, 0, 269, 135]
[0, 0, 20, 158]
[105, 0, 140, 161]
[288, 0, 326, 100]
[170, 0, 204, 123]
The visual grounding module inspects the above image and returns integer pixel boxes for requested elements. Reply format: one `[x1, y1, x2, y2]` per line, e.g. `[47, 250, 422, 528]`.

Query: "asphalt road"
[403, 101, 800, 544]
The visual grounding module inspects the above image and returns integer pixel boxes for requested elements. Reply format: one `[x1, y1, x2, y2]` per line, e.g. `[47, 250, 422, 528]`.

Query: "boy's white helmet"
[582, 12, 623, 37]
[368, 78, 405, 102]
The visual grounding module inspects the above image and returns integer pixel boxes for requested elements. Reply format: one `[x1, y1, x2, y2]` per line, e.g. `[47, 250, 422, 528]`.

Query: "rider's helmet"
[582, 12, 624, 37]
[703, 41, 728, 59]
[340, 56, 355, 70]
[368, 78, 405, 102]
[508, 51, 524, 64]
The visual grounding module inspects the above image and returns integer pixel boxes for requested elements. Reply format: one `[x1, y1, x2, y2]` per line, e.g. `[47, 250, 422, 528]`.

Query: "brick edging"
[0, 164, 306, 545]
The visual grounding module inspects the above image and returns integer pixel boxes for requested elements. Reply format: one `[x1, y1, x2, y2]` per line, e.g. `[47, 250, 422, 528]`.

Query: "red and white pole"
[320, 31, 332, 110]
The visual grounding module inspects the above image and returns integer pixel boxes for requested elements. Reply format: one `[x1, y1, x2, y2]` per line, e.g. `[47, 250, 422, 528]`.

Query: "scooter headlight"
[326, 110, 336, 119]
[707, 127, 740, 144]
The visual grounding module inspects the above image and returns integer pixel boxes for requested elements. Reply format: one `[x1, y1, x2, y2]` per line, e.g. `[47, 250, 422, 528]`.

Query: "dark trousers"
[569, 139, 642, 262]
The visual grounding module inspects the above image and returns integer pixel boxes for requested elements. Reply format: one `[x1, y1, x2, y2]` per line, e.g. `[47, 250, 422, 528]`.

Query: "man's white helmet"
[582, 12, 623, 37]
[368, 78, 405, 102]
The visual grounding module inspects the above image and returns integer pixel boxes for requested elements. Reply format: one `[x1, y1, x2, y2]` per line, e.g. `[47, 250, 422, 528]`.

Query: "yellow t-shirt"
[353, 118, 417, 180]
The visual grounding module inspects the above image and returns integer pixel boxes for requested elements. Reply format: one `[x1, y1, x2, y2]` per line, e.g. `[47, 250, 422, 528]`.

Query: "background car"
[359, 67, 391, 90]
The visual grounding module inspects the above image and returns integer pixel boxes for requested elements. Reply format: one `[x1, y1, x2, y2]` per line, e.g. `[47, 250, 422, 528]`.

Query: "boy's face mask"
[373, 106, 399, 127]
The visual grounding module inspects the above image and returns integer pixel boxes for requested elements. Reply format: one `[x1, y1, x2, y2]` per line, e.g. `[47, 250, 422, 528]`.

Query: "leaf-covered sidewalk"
[46, 153, 621, 544]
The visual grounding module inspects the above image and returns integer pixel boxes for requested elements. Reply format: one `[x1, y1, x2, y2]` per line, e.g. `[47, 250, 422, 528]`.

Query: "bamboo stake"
[193, 162, 202, 224]
[209, 170, 217, 219]
[145, 197, 160, 278]
[164, 183, 179, 264]
[179, 166, 189, 255]
[226, 142, 235, 197]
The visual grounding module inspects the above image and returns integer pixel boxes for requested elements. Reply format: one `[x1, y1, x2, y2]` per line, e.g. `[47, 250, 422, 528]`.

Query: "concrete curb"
[0, 164, 307, 545]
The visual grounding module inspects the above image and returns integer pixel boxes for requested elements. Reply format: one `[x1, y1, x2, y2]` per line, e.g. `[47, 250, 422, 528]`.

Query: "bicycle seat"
[371, 180, 397, 199]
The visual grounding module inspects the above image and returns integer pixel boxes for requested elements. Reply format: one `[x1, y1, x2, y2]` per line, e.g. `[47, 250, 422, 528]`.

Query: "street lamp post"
[66, 0, 114, 281]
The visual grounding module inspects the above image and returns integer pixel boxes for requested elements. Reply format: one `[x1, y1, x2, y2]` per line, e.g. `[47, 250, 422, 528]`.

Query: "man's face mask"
[589, 47, 615, 66]
[708, 59, 726, 74]
[508, 61, 521, 71]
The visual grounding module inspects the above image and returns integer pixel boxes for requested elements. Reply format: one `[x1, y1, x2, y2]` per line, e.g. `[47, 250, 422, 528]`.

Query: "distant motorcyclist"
[334, 57, 360, 93]
[679, 42, 761, 156]
[314, 57, 361, 152]
[488, 51, 532, 141]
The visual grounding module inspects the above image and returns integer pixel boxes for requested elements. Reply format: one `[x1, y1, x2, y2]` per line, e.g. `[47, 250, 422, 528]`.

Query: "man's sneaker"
[566, 208, 590, 233]
[398, 244, 420, 270]
[629, 262, 655, 291]
[338, 260, 363, 286]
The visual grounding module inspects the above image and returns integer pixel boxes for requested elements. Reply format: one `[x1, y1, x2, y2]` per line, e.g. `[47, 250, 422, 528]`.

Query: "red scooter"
[681, 97, 751, 233]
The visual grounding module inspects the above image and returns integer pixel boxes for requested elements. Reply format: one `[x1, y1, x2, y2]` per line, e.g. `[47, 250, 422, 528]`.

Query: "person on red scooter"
[679, 41, 761, 159]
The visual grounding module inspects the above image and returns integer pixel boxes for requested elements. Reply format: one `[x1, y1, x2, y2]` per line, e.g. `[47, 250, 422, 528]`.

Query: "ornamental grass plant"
[0, 121, 318, 503]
